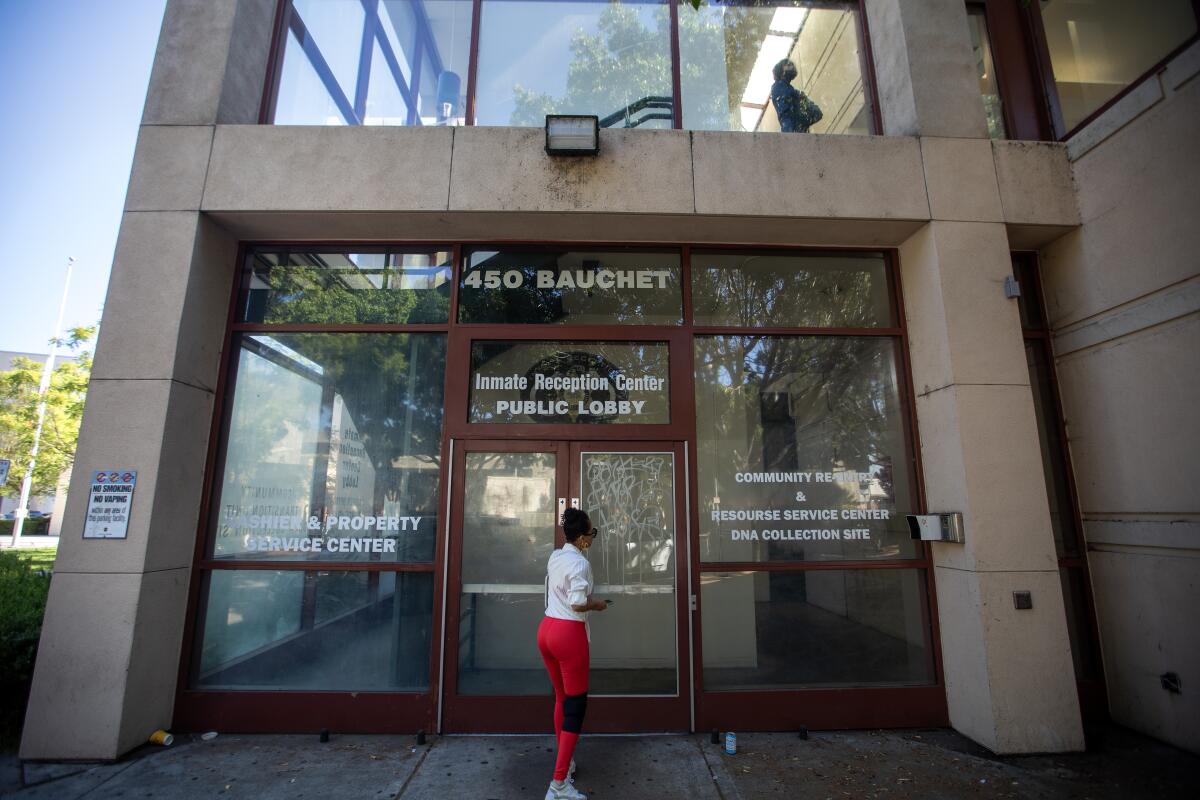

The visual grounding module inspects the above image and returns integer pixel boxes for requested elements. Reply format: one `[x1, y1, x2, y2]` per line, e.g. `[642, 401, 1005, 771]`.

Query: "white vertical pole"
[11, 257, 75, 546]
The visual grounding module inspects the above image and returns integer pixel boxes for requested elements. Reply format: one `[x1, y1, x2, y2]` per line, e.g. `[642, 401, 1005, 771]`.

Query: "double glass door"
[442, 440, 689, 732]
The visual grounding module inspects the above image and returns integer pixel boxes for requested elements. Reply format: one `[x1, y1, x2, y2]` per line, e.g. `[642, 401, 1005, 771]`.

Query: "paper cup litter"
[149, 730, 174, 746]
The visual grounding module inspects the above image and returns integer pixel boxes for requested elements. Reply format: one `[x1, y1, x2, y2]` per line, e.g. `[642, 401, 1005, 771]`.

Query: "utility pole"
[11, 257, 75, 546]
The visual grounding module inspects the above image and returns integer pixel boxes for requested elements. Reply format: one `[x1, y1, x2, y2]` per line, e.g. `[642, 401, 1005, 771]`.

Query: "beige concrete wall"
[1039, 41, 1200, 753]
[900, 219, 1083, 753]
[198, 125, 1086, 235]
[1086, 549, 1198, 749]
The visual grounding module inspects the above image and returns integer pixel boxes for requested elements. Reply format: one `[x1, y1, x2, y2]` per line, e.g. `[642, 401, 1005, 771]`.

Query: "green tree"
[0, 327, 94, 498]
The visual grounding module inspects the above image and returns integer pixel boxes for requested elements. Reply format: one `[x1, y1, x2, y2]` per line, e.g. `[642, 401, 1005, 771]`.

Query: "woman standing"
[538, 508, 609, 800]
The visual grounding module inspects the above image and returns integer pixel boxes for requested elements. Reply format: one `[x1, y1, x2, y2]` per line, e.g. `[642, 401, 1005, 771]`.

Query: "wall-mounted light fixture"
[545, 115, 599, 156]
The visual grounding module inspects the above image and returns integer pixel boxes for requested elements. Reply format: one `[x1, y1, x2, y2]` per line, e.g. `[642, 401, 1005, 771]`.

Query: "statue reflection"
[770, 59, 823, 134]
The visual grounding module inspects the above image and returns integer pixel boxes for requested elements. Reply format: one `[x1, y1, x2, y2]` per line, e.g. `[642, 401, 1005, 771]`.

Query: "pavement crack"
[393, 738, 437, 799]
[695, 737, 742, 800]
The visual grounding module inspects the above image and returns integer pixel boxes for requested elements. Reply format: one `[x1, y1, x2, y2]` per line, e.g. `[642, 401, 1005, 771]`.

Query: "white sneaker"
[545, 779, 586, 800]
[568, 758, 577, 781]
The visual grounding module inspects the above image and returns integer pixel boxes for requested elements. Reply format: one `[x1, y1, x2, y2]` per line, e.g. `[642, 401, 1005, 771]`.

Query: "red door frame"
[439, 438, 567, 733]
[569, 440, 692, 732]
[440, 439, 691, 733]
[174, 329, 448, 735]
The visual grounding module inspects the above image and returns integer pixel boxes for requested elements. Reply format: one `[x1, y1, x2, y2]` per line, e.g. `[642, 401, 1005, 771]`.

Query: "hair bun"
[560, 507, 590, 540]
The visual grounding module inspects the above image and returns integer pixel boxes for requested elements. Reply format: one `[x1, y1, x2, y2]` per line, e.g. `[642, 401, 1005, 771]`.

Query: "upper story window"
[273, 0, 472, 126]
[1036, 0, 1198, 135]
[266, 0, 878, 134]
[476, 0, 674, 128]
[969, 0, 1199, 142]
[680, 1, 873, 134]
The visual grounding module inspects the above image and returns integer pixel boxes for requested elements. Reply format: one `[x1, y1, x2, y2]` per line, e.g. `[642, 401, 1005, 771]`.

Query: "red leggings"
[537, 616, 589, 781]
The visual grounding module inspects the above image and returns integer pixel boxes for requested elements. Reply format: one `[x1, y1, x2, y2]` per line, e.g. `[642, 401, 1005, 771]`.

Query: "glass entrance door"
[441, 440, 690, 732]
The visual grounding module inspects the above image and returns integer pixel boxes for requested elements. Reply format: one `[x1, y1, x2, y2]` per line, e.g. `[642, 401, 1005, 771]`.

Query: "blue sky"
[0, 0, 167, 355]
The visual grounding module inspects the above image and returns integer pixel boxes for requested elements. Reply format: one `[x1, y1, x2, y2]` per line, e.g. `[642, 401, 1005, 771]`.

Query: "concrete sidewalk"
[2, 727, 1197, 799]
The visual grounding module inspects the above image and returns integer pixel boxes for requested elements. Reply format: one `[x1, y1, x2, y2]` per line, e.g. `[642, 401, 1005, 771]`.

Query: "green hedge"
[0, 517, 52, 536]
[0, 550, 52, 748]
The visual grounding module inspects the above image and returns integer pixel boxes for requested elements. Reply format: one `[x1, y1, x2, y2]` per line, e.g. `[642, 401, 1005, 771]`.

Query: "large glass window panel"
[396, 0, 474, 125]
[459, 248, 682, 325]
[378, 0, 417, 89]
[701, 569, 933, 689]
[274, 0, 472, 126]
[470, 341, 670, 424]
[679, 1, 873, 134]
[694, 336, 916, 562]
[212, 333, 446, 562]
[967, 6, 1006, 139]
[457, 452, 557, 695]
[195, 569, 433, 690]
[475, 0, 673, 128]
[294, 0, 366, 100]
[240, 249, 452, 324]
[364, 38, 410, 125]
[274, 27, 353, 125]
[1040, 0, 1198, 132]
[581, 452, 677, 694]
[691, 251, 893, 328]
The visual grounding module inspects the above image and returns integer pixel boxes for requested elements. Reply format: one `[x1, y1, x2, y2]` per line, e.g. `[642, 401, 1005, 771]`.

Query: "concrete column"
[899, 138, 1084, 753]
[20, 0, 275, 761]
[142, 0, 277, 126]
[864, 0, 988, 138]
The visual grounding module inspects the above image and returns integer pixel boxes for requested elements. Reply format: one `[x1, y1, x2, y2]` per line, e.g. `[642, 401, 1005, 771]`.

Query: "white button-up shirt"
[545, 543, 593, 628]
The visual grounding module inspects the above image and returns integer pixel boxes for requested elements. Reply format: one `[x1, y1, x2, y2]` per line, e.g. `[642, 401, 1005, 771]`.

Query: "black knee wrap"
[562, 692, 588, 734]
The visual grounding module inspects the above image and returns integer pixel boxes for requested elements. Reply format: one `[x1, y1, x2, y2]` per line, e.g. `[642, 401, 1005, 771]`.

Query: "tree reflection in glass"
[680, 1, 873, 134]
[478, 0, 674, 127]
[241, 250, 452, 325]
[214, 333, 446, 562]
[693, 335, 915, 562]
[692, 251, 892, 328]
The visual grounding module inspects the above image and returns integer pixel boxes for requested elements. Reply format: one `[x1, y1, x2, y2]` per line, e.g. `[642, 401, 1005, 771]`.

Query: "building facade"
[20, 0, 1200, 761]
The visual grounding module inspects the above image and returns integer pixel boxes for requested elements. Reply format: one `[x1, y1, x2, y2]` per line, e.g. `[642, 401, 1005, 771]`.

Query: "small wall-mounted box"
[906, 513, 965, 543]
